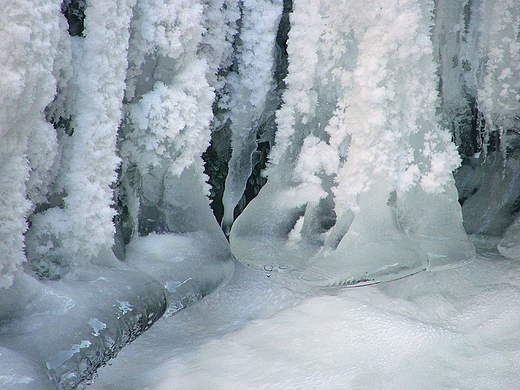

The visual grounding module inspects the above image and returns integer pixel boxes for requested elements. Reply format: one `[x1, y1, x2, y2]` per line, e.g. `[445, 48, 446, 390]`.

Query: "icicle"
[220, 0, 283, 235]
[0, 0, 63, 287]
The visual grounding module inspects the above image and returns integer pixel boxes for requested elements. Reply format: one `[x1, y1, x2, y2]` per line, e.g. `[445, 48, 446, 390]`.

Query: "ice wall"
[433, 0, 520, 239]
[432, 0, 520, 255]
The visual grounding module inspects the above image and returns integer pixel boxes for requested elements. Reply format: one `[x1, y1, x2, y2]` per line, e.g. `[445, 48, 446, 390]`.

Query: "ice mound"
[0, 346, 52, 390]
[0, 262, 166, 389]
[498, 215, 520, 261]
[126, 232, 234, 315]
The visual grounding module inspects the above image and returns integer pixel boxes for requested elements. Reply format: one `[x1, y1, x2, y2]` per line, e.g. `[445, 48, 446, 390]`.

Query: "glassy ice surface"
[89, 240, 520, 390]
[0, 261, 167, 389]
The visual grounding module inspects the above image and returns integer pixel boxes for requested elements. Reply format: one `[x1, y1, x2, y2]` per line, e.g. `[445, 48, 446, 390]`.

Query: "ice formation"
[230, 0, 476, 285]
[91, 251, 520, 390]
[220, 0, 282, 235]
[0, 0, 519, 388]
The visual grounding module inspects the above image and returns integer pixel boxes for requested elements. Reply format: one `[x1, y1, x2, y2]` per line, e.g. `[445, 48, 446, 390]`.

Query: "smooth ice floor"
[91, 239, 520, 390]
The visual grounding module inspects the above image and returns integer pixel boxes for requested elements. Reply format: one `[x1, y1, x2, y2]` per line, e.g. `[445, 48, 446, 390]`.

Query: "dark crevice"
[61, 0, 87, 37]
[204, 0, 292, 225]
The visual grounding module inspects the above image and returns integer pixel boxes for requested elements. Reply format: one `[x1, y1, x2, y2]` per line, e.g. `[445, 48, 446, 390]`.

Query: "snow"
[91, 240, 520, 389]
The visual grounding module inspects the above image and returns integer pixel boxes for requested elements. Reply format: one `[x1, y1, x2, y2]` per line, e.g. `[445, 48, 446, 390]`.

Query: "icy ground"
[89, 237, 520, 390]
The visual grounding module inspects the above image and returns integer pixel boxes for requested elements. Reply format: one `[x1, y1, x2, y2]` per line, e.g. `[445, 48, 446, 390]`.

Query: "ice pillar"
[230, 0, 475, 286]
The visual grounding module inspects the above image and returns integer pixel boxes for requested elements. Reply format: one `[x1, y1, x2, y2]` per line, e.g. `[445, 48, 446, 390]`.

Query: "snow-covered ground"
[90, 237, 520, 389]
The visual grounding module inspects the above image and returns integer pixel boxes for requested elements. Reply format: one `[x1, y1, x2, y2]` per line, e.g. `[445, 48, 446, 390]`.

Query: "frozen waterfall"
[1, 0, 520, 388]
[229, 0, 475, 285]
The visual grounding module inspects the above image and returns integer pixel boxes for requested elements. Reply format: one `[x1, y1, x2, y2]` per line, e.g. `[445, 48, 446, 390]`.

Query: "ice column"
[26, 0, 136, 274]
[65, 0, 136, 262]
[230, 0, 475, 286]
[118, 0, 236, 305]
[220, 0, 283, 235]
[0, 0, 63, 287]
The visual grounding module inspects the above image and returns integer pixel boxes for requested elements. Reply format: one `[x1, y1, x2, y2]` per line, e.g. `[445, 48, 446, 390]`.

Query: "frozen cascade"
[230, 0, 475, 285]
[1, 0, 235, 388]
[1, 0, 520, 388]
